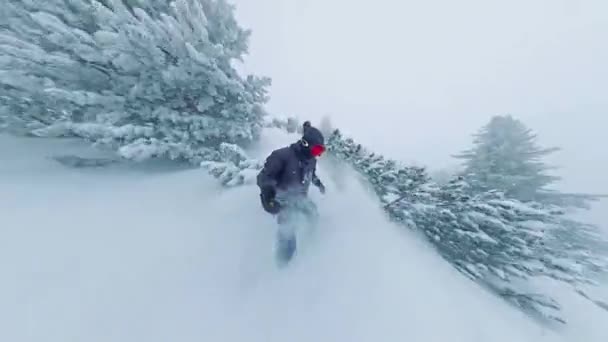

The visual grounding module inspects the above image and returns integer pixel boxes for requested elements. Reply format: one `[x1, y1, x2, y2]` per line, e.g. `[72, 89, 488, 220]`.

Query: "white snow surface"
[0, 131, 606, 342]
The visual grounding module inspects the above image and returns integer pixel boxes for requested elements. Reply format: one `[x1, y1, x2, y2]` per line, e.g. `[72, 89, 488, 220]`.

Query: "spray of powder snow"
[0, 132, 606, 342]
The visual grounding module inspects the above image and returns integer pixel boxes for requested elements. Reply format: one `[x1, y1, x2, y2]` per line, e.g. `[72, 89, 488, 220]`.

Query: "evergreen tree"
[327, 128, 608, 324]
[454, 115, 600, 209]
[0, 0, 270, 165]
[452, 114, 608, 312]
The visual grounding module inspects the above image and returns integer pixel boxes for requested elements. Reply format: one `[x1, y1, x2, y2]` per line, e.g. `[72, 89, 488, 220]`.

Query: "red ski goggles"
[310, 144, 326, 157]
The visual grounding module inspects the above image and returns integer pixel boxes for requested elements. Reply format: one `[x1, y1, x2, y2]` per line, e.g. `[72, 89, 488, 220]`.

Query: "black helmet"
[301, 121, 325, 157]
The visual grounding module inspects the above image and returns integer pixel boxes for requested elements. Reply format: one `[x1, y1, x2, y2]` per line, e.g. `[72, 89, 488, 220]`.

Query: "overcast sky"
[230, 0, 607, 193]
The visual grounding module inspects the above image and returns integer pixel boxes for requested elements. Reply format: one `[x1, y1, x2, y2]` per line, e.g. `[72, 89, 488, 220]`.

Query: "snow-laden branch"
[326, 128, 608, 325]
[1, 0, 270, 165]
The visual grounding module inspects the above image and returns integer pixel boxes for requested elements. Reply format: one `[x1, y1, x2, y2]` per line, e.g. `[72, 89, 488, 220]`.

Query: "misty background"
[2, 2, 607, 340]
[231, 0, 608, 199]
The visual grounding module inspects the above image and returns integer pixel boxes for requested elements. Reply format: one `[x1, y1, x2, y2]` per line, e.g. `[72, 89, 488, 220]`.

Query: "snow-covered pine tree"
[538, 210, 608, 287]
[454, 114, 600, 209]
[425, 179, 575, 322]
[326, 129, 432, 226]
[1, 0, 270, 168]
[453, 115, 608, 299]
[327, 128, 608, 324]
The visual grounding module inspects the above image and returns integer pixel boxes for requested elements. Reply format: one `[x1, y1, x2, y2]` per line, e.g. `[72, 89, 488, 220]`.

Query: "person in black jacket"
[256, 121, 326, 264]
[257, 121, 326, 215]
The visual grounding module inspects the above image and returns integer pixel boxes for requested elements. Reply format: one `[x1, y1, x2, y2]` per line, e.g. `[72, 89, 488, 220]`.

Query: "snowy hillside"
[1, 1, 607, 341]
[1, 131, 606, 342]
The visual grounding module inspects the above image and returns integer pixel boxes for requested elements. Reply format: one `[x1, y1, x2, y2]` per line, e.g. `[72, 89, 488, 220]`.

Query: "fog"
[231, 0, 608, 195]
[2, 2, 607, 341]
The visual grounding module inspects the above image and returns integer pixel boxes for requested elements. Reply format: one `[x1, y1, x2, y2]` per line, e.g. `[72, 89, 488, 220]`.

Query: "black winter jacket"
[257, 142, 322, 197]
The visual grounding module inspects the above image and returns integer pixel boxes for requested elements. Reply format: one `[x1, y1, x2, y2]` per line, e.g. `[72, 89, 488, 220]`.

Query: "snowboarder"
[256, 121, 327, 263]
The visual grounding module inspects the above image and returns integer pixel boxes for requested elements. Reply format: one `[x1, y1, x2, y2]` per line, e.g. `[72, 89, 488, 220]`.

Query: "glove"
[318, 182, 326, 194]
[313, 179, 326, 194]
[260, 186, 281, 214]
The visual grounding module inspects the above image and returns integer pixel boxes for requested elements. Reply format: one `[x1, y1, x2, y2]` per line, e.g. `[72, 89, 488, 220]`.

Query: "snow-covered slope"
[0, 132, 602, 342]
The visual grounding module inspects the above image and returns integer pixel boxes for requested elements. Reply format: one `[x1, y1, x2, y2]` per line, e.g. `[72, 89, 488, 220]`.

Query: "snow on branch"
[1, 0, 270, 165]
[326, 128, 608, 325]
